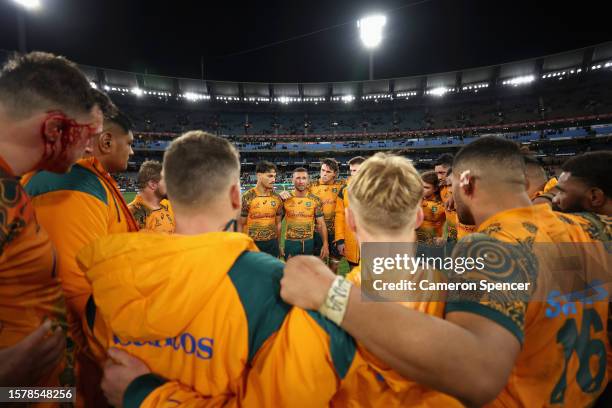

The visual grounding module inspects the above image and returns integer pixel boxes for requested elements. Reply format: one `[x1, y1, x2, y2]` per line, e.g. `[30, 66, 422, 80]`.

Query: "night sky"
[0, 0, 610, 83]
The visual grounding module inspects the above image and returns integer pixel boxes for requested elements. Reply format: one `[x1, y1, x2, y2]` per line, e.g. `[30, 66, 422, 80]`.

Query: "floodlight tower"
[357, 15, 386, 80]
[12, 0, 41, 53]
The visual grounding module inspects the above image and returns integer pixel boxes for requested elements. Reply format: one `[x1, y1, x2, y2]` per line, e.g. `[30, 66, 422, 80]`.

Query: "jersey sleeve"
[28, 190, 108, 318]
[240, 309, 356, 407]
[444, 233, 539, 344]
[334, 188, 346, 242]
[572, 212, 612, 243]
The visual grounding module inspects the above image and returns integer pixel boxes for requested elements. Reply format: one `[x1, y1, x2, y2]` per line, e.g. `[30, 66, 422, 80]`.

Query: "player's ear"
[589, 187, 606, 208]
[414, 204, 424, 230]
[230, 183, 241, 210]
[461, 174, 475, 196]
[99, 132, 113, 154]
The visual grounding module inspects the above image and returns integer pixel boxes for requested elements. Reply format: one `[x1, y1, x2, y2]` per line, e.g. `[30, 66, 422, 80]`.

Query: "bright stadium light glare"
[13, 0, 41, 10]
[342, 95, 355, 103]
[183, 92, 209, 101]
[428, 87, 449, 97]
[502, 75, 535, 87]
[131, 87, 144, 97]
[357, 15, 387, 49]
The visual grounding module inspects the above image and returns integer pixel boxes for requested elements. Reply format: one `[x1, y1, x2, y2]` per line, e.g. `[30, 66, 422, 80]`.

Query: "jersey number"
[550, 308, 606, 404]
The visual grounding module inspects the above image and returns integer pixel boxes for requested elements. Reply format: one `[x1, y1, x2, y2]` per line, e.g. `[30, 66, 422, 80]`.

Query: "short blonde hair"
[348, 153, 423, 231]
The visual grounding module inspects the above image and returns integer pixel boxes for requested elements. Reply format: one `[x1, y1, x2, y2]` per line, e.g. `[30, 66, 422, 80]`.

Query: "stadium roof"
[63, 41, 612, 103]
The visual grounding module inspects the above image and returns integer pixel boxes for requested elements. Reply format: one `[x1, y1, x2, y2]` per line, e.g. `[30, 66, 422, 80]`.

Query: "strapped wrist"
[318, 276, 352, 326]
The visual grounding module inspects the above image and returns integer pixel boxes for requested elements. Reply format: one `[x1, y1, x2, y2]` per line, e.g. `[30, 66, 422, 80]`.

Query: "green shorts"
[284, 239, 314, 260]
[255, 239, 280, 258]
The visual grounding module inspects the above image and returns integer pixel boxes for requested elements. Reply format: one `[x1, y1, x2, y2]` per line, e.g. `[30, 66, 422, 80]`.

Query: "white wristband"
[318, 276, 352, 326]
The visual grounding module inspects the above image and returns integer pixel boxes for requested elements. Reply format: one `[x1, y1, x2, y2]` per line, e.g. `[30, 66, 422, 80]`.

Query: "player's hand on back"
[102, 348, 151, 407]
[281, 256, 335, 310]
[336, 243, 345, 256]
[279, 191, 291, 201]
[0, 319, 66, 386]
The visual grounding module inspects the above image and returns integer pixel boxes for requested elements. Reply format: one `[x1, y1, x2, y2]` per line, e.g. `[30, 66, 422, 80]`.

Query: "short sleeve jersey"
[283, 193, 324, 240]
[309, 180, 345, 234]
[241, 188, 283, 241]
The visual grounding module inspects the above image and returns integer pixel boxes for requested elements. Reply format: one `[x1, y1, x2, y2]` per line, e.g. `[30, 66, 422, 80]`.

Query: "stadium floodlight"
[342, 95, 355, 103]
[89, 81, 97, 89]
[357, 15, 386, 49]
[13, 0, 41, 9]
[12, 0, 41, 53]
[358, 14, 386, 80]
[131, 87, 144, 97]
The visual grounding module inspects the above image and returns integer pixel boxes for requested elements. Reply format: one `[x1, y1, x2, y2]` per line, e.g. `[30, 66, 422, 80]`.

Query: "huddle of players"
[2, 50, 611, 408]
[416, 153, 480, 245]
[90, 136, 610, 408]
[239, 157, 365, 272]
[416, 153, 563, 246]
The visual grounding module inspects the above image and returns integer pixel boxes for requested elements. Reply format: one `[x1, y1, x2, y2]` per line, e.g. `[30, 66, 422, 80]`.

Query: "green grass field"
[123, 191, 137, 203]
[122, 191, 349, 275]
[279, 217, 350, 276]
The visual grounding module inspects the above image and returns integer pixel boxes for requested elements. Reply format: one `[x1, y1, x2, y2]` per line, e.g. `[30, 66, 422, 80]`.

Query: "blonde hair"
[348, 152, 423, 231]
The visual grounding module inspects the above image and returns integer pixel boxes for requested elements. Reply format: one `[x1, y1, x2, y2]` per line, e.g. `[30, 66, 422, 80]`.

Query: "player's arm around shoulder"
[280, 248, 527, 407]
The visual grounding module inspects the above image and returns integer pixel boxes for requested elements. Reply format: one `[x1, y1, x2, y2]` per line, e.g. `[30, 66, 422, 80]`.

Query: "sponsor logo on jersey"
[113, 333, 214, 360]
